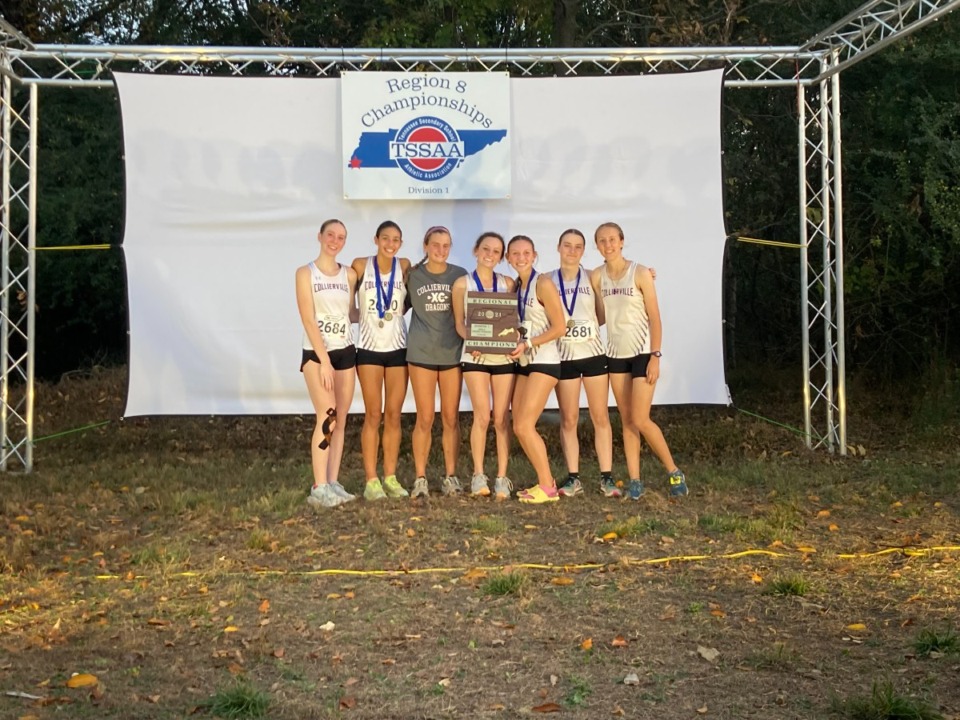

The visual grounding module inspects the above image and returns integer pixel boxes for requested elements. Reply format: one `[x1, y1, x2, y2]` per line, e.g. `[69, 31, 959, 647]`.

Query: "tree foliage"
[3, 0, 958, 378]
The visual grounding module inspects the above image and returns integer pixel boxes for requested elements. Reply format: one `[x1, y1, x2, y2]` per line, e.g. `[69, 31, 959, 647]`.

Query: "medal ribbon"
[374, 257, 397, 320]
[517, 269, 537, 324]
[472, 270, 498, 293]
[557, 267, 581, 320]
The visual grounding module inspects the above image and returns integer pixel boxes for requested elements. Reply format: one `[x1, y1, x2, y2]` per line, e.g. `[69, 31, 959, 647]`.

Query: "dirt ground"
[1, 367, 959, 719]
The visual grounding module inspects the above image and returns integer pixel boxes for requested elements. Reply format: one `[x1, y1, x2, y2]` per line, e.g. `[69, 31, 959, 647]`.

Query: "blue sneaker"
[558, 477, 583, 497]
[627, 479, 645, 500]
[669, 469, 689, 497]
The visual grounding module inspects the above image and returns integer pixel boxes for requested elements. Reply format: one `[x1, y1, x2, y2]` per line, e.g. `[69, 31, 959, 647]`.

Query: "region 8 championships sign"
[341, 72, 511, 200]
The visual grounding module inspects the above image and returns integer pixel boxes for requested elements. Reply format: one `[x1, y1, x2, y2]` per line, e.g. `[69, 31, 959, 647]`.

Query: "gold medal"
[384, 311, 393, 322]
[518, 326, 527, 338]
[566, 319, 575, 329]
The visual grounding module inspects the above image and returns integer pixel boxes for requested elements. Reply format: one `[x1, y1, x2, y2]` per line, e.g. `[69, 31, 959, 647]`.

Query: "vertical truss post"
[799, 54, 845, 454]
[0, 78, 36, 471]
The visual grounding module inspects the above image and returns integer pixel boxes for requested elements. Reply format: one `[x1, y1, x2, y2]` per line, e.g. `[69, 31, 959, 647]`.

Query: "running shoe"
[558, 477, 583, 497]
[329, 481, 357, 502]
[471, 473, 491, 497]
[494, 476, 513, 501]
[411, 476, 430, 499]
[441, 475, 463, 497]
[518, 484, 560, 504]
[382, 475, 409, 499]
[307, 483, 343, 508]
[627, 479, 645, 501]
[364, 478, 387, 501]
[600, 477, 622, 498]
[669, 469, 689, 497]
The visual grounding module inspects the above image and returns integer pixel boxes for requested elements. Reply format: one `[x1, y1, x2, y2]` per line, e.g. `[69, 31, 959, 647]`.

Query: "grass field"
[1, 366, 959, 719]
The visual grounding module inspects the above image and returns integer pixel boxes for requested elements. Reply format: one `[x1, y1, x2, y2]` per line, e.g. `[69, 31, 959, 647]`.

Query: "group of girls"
[295, 219, 688, 509]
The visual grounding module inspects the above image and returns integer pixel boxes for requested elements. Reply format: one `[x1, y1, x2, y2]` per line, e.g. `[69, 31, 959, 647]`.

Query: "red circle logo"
[407, 126, 447, 171]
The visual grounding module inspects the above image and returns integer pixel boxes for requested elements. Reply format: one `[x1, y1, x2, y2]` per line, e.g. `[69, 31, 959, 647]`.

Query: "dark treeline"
[6, 0, 960, 384]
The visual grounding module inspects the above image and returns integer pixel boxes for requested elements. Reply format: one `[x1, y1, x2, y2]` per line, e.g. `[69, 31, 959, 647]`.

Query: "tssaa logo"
[348, 115, 506, 183]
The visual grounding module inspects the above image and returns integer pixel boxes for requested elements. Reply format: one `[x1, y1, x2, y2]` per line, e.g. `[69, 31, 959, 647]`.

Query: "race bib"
[562, 320, 595, 344]
[318, 314, 349, 340]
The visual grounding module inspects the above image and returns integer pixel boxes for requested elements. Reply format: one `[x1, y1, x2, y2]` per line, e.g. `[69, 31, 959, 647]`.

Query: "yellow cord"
[36, 244, 112, 251]
[90, 545, 960, 581]
[736, 236, 806, 249]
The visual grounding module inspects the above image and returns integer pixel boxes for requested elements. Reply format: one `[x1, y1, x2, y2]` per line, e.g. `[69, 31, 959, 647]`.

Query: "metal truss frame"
[1, 0, 959, 470]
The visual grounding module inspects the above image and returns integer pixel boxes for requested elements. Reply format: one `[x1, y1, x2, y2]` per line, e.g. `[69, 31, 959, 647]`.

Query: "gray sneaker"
[441, 475, 463, 496]
[329, 481, 356, 502]
[411, 476, 429, 499]
[494, 476, 513, 501]
[471, 473, 491, 497]
[306, 483, 343, 508]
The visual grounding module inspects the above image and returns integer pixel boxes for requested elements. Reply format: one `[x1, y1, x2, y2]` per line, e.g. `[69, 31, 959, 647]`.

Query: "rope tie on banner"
[33, 420, 111, 443]
[735, 236, 807, 249]
[85, 545, 960, 581]
[732, 406, 821, 442]
[36, 244, 112, 251]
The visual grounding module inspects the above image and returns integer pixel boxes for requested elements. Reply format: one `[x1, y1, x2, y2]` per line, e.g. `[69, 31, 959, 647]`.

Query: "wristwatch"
[650, 350, 662, 358]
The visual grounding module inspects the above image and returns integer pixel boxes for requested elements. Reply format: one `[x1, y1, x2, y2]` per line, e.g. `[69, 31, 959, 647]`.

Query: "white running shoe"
[411, 476, 430, 498]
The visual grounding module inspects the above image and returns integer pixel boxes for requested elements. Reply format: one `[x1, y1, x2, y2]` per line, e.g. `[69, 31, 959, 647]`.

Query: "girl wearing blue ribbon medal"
[506, 235, 566, 504]
[550, 229, 616, 498]
[452, 232, 517, 500]
[351, 221, 412, 501]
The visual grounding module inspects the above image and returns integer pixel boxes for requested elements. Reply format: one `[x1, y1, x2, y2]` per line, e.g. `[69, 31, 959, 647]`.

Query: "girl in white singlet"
[549, 229, 615, 499]
[451, 232, 516, 500]
[505, 235, 566, 504]
[296, 219, 359, 509]
[591, 221, 688, 501]
[350, 221, 412, 502]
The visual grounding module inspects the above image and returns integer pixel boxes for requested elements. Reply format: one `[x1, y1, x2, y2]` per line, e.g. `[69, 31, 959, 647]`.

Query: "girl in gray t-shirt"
[405, 226, 468, 499]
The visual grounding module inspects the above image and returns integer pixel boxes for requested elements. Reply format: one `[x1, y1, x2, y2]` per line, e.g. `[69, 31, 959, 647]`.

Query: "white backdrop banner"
[115, 70, 730, 416]
[341, 71, 511, 200]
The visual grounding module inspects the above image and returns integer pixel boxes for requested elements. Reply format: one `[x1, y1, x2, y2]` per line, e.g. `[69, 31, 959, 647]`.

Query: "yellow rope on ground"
[36, 244, 112, 251]
[736, 236, 806, 249]
[89, 545, 960, 581]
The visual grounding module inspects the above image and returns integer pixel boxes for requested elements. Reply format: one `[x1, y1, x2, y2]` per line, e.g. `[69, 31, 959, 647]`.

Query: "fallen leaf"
[339, 696, 356, 710]
[816, 509, 831, 518]
[532, 702, 562, 713]
[145, 695, 161, 704]
[438, 677, 451, 687]
[550, 675, 558, 686]
[343, 677, 359, 687]
[327, 593, 342, 600]
[258, 599, 270, 613]
[227, 663, 242, 675]
[796, 546, 817, 554]
[223, 626, 239, 633]
[697, 646, 720, 663]
[319, 621, 335, 632]
[523, 525, 538, 530]
[623, 672, 640, 686]
[146, 618, 169, 626]
[550, 576, 575, 586]
[272, 648, 284, 658]
[344, 591, 355, 599]
[697, 705, 708, 714]
[406, 528, 416, 538]
[463, 568, 488, 582]
[382, 658, 396, 666]
[601, 532, 618, 541]
[489, 703, 506, 711]
[846, 623, 867, 631]
[751, 573, 763, 584]
[829, 524, 840, 532]
[660, 605, 677, 621]
[710, 609, 726, 618]
[580, 638, 593, 651]
[65, 674, 98, 689]
[612, 706, 625, 716]
[611, 636, 628, 647]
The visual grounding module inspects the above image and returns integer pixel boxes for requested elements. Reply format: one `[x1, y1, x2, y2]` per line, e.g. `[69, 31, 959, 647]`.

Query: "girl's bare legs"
[490, 373, 514, 478]
[357, 364, 385, 480]
[512, 372, 559, 489]
[437, 367, 463, 477]
[327, 367, 356, 483]
[609, 371, 641, 480]
[555, 378, 582, 474]
[381, 365, 408, 478]
[463, 372, 493, 477]
[303, 361, 335, 487]
[583, 373, 614, 473]
[630, 377, 676, 471]
[408, 365, 439, 478]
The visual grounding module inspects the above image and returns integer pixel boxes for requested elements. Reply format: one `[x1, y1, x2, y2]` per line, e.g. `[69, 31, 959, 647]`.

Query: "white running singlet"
[550, 266, 604, 362]
[600, 261, 650, 358]
[302, 262, 352, 352]
[518, 275, 560, 366]
[357, 256, 407, 352]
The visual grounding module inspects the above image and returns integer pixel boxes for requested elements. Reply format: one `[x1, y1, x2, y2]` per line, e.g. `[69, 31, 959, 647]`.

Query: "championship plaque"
[464, 291, 520, 355]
